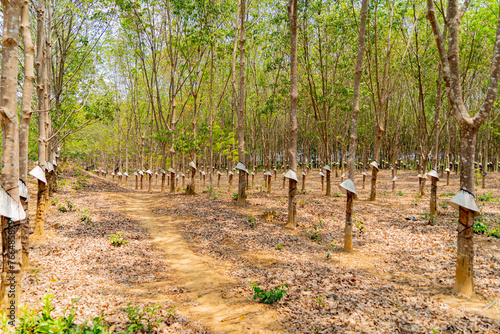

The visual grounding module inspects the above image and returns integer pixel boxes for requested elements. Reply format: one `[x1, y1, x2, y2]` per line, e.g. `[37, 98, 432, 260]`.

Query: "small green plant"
[72, 174, 89, 190]
[382, 191, 387, 196]
[58, 205, 68, 213]
[421, 212, 435, 224]
[2, 294, 115, 334]
[110, 231, 128, 247]
[30, 268, 40, 284]
[487, 227, 500, 238]
[248, 214, 256, 227]
[397, 190, 404, 196]
[333, 192, 342, 197]
[303, 224, 321, 243]
[65, 200, 74, 211]
[50, 198, 58, 206]
[276, 243, 282, 250]
[439, 193, 455, 197]
[474, 220, 489, 234]
[121, 303, 163, 333]
[209, 188, 218, 200]
[166, 306, 177, 320]
[316, 296, 326, 306]
[79, 209, 92, 224]
[75, 168, 83, 177]
[232, 193, 238, 201]
[440, 202, 448, 209]
[250, 282, 288, 304]
[478, 192, 499, 202]
[355, 219, 366, 233]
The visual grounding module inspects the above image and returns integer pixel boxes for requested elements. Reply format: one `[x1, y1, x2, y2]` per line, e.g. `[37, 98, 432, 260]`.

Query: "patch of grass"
[439, 193, 455, 197]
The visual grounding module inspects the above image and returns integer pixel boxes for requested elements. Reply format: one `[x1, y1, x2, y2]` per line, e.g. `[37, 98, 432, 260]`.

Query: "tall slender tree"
[19, 0, 35, 269]
[286, 0, 298, 227]
[426, 0, 500, 295]
[0, 0, 23, 319]
[345, 0, 369, 253]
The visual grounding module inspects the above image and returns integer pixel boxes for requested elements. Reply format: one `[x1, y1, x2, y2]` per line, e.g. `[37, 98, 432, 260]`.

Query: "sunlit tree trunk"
[0, 0, 23, 319]
[286, 0, 298, 228]
[19, 0, 35, 270]
[345, 0, 368, 252]
[427, 0, 500, 295]
[236, 0, 247, 206]
[34, 0, 49, 236]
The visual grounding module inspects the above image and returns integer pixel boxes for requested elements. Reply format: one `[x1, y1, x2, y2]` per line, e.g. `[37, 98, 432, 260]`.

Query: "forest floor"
[21, 164, 500, 333]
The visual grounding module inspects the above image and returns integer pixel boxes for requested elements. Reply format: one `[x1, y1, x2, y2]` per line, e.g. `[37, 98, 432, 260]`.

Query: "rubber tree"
[0, 0, 23, 319]
[19, 0, 35, 269]
[426, 0, 500, 295]
[286, 0, 298, 228]
[236, 0, 247, 206]
[345, 0, 368, 253]
[34, 0, 49, 236]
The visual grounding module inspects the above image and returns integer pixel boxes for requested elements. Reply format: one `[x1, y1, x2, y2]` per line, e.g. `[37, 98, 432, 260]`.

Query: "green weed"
[110, 232, 128, 247]
[250, 282, 287, 304]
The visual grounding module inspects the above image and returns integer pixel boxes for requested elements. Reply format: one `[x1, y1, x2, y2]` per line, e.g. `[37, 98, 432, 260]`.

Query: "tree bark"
[236, 0, 247, 207]
[19, 0, 35, 270]
[34, 0, 49, 236]
[0, 0, 23, 319]
[286, 0, 298, 228]
[345, 0, 368, 252]
[426, 0, 500, 294]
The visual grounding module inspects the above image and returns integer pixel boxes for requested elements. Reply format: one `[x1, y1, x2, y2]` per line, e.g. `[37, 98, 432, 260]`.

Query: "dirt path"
[106, 192, 284, 334]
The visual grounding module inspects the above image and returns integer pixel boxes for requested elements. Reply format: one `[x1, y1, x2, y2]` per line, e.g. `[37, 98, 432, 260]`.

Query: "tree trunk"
[326, 170, 331, 196]
[19, 0, 35, 270]
[345, 0, 368, 252]
[34, 0, 49, 236]
[430, 176, 437, 215]
[236, 0, 247, 206]
[286, 0, 298, 228]
[0, 0, 23, 319]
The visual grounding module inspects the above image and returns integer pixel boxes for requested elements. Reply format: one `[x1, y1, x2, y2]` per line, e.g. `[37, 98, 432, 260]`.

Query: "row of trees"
[0, 0, 115, 321]
[81, 0, 499, 298]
